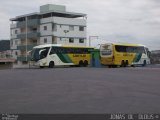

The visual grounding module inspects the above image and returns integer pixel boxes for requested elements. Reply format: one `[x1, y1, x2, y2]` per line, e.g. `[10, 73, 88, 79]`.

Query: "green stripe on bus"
[56, 54, 72, 63]
[57, 54, 68, 63]
[62, 54, 73, 63]
[133, 53, 142, 62]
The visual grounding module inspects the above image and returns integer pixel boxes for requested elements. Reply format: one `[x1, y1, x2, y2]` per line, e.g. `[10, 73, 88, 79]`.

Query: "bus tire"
[125, 60, 129, 66]
[121, 60, 127, 67]
[40, 66, 44, 68]
[79, 60, 84, 67]
[49, 61, 54, 68]
[142, 60, 146, 67]
[83, 60, 88, 67]
[108, 65, 112, 68]
[112, 65, 117, 68]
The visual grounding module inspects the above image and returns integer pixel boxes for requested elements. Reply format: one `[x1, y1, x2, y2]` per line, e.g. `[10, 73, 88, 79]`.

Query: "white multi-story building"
[10, 4, 87, 67]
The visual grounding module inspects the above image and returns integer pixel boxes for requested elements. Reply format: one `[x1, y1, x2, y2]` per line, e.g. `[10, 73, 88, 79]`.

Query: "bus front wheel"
[121, 60, 126, 67]
[142, 60, 146, 67]
[49, 61, 54, 68]
[40, 66, 44, 68]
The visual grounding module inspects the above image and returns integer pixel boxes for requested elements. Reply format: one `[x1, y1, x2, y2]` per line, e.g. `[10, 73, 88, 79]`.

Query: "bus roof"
[101, 43, 146, 47]
[33, 44, 94, 49]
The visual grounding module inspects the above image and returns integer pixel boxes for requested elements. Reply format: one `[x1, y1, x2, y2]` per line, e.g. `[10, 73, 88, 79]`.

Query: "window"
[15, 51, 18, 56]
[115, 46, 127, 52]
[14, 60, 18, 64]
[50, 47, 55, 55]
[40, 48, 49, 59]
[44, 26, 47, 30]
[15, 30, 18, 34]
[115, 45, 145, 53]
[79, 38, 84, 43]
[69, 25, 74, 31]
[60, 38, 62, 41]
[100, 44, 112, 55]
[10, 40, 13, 46]
[15, 40, 18, 45]
[32, 28, 37, 31]
[33, 40, 37, 44]
[52, 24, 57, 31]
[44, 38, 47, 43]
[51, 47, 90, 54]
[69, 38, 74, 43]
[79, 26, 84, 31]
[42, 13, 52, 18]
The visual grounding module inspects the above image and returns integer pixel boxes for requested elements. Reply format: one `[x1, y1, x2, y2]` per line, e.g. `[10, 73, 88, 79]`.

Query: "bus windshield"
[100, 44, 112, 55]
[115, 45, 145, 53]
[31, 47, 50, 61]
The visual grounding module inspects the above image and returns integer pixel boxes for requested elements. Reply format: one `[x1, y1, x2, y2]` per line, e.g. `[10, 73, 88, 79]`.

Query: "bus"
[100, 43, 150, 67]
[29, 44, 94, 68]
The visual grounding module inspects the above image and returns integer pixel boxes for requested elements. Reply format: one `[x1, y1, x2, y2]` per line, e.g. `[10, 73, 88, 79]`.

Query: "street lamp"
[89, 36, 99, 47]
[64, 30, 69, 44]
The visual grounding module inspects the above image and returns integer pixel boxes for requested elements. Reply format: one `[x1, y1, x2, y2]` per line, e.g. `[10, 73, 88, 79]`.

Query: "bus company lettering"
[73, 54, 86, 57]
[123, 53, 133, 56]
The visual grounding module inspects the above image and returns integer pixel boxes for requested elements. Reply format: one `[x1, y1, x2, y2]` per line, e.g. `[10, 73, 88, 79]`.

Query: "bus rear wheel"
[83, 60, 88, 67]
[79, 60, 84, 67]
[126, 60, 129, 66]
[49, 61, 54, 68]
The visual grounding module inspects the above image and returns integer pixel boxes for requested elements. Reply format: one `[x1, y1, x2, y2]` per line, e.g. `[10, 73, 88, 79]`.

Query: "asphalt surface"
[0, 65, 160, 113]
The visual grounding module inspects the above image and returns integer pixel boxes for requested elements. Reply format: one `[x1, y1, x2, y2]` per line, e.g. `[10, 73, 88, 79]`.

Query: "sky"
[0, 0, 160, 50]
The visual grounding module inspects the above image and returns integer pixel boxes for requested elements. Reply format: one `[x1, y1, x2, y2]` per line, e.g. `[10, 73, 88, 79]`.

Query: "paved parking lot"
[0, 65, 160, 113]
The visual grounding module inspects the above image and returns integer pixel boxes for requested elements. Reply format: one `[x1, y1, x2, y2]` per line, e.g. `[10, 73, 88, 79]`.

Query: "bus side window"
[78, 49, 82, 54]
[50, 47, 55, 55]
[70, 48, 74, 53]
[67, 48, 71, 54]
[40, 49, 48, 59]
[63, 48, 67, 54]
[83, 48, 87, 54]
[72, 48, 76, 54]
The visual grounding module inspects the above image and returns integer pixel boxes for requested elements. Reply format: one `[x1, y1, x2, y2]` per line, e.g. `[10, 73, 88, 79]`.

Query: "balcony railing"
[17, 19, 40, 28]
[17, 32, 40, 39]
[17, 44, 37, 51]
[10, 23, 17, 28]
[17, 55, 31, 61]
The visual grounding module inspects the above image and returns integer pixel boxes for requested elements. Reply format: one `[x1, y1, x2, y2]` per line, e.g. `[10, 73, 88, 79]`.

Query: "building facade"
[150, 50, 160, 64]
[10, 4, 87, 67]
[0, 40, 15, 64]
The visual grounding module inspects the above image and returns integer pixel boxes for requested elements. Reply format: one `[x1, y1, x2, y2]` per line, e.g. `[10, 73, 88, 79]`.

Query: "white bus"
[29, 44, 94, 68]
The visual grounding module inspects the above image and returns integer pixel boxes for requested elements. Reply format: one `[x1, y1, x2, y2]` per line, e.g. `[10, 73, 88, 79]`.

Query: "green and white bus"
[30, 44, 94, 68]
[100, 43, 151, 67]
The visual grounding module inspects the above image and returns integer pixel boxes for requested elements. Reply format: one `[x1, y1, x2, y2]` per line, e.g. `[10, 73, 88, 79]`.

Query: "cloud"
[0, 0, 160, 50]
[0, 9, 10, 39]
